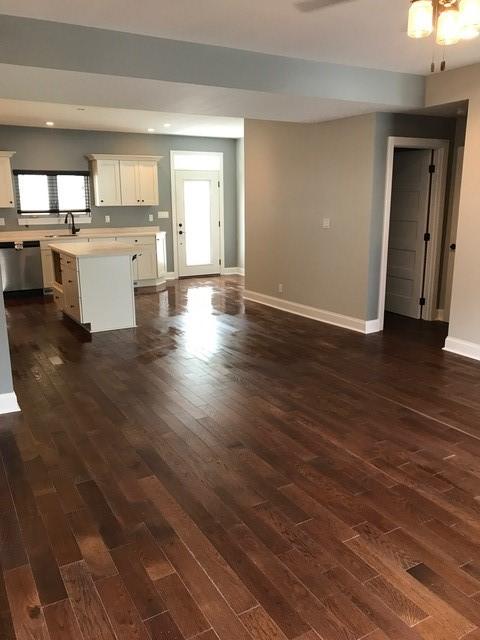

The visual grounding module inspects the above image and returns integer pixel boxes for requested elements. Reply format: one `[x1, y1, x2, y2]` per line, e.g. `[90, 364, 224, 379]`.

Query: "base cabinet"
[41, 232, 167, 290]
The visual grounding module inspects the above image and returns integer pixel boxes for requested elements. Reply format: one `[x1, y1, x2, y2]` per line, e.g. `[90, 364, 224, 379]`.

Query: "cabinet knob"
[68, 280, 72, 284]
[100, 199, 104, 203]
[142, 200, 144, 203]
[9, 201, 13, 204]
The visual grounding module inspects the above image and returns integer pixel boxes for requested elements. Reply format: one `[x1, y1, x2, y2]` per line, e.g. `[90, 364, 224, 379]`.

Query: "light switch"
[148, 214, 154, 222]
[157, 211, 169, 219]
[0, 218, 5, 226]
[105, 215, 110, 223]
[322, 217, 331, 229]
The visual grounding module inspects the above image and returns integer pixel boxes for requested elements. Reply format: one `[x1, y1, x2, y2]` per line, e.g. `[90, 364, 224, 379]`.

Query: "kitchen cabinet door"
[0, 157, 14, 208]
[137, 245, 157, 280]
[137, 161, 159, 205]
[95, 160, 121, 206]
[120, 161, 140, 206]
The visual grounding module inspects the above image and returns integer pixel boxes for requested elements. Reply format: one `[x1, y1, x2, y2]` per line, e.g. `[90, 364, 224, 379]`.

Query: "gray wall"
[0, 267, 14, 396]
[426, 64, 480, 351]
[0, 126, 239, 270]
[369, 113, 460, 319]
[245, 114, 377, 320]
[245, 112, 463, 325]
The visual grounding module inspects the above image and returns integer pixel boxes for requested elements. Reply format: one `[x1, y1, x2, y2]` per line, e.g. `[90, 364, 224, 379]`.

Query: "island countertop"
[48, 241, 138, 258]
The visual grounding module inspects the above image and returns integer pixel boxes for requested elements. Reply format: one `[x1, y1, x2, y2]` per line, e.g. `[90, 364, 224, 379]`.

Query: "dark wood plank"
[60, 560, 116, 640]
[4, 277, 480, 640]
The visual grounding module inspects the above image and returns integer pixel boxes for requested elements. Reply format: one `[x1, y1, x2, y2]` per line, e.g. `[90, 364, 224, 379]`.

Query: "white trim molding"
[444, 337, 480, 361]
[165, 272, 178, 280]
[222, 267, 245, 276]
[244, 291, 379, 334]
[0, 392, 20, 415]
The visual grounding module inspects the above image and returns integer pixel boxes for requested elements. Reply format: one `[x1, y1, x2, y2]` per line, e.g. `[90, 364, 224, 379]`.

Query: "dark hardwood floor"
[2, 275, 480, 640]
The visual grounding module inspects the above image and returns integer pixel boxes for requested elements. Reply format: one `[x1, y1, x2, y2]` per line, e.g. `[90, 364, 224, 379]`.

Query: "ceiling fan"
[295, 0, 356, 12]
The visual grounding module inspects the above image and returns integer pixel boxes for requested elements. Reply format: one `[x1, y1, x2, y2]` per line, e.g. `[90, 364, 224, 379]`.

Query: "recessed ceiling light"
[147, 128, 155, 133]
[163, 123, 171, 128]
[45, 121, 55, 126]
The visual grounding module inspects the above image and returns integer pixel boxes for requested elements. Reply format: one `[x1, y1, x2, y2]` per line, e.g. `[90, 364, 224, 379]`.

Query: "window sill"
[18, 217, 92, 226]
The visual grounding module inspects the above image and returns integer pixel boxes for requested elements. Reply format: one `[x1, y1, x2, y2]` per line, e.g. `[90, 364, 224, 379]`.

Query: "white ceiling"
[1, 0, 480, 74]
[0, 98, 244, 138]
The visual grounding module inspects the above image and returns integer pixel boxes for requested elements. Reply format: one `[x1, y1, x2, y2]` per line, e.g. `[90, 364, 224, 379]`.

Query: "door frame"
[377, 137, 449, 330]
[170, 151, 225, 278]
[443, 146, 464, 323]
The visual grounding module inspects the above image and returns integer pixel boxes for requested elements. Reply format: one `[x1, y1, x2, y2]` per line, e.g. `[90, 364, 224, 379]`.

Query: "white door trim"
[170, 151, 225, 278]
[377, 137, 449, 331]
[444, 146, 464, 323]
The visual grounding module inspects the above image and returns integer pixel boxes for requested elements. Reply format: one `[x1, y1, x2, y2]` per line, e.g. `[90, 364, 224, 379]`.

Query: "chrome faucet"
[64, 212, 79, 235]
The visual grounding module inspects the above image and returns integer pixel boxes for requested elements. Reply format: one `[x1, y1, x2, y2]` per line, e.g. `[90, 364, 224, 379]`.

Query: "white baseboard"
[444, 336, 480, 361]
[165, 272, 178, 280]
[365, 319, 382, 334]
[244, 290, 377, 334]
[0, 392, 20, 415]
[435, 308, 446, 322]
[222, 267, 245, 276]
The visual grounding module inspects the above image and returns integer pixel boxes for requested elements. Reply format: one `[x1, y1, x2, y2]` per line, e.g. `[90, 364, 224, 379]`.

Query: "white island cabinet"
[49, 242, 137, 333]
[38, 229, 167, 291]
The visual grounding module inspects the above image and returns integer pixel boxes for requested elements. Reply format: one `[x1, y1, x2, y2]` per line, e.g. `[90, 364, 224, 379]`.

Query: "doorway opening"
[378, 137, 450, 331]
[171, 151, 224, 278]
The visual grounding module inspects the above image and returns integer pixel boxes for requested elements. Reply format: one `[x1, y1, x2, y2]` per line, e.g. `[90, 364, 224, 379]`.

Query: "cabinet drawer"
[119, 235, 156, 247]
[52, 286, 64, 312]
[61, 255, 77, 270]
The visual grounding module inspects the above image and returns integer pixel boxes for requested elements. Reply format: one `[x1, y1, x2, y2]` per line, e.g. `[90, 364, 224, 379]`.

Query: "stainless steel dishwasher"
[0, 241, 43, 292]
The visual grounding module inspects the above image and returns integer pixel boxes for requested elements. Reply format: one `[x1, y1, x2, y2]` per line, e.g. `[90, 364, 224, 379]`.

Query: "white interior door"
[444, 147, 464, 322]
[385, 149, 432, 319]
[175, 170, 221, 277]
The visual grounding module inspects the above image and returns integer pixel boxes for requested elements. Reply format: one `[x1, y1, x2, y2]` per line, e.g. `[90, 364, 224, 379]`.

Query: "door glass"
[183, 180, 211, 266]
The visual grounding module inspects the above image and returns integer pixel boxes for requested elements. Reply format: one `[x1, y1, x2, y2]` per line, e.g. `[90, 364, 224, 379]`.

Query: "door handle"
[179, 230, 183, 235]
[450, 243, 456, 251]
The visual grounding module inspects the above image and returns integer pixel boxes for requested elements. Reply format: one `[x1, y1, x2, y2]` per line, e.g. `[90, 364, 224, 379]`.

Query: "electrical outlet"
[157, 211, 169, 219]
[105, 215, 110, 223]
[322, 217, 331, 229]
[0, 218, 5, 226]
[278, 283, 284, 294]
[148, 214, 154, 222]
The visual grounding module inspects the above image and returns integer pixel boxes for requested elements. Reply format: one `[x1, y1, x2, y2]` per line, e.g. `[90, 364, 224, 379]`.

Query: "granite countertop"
[48, 241, 138, 258]
[0, 226, 163, 243]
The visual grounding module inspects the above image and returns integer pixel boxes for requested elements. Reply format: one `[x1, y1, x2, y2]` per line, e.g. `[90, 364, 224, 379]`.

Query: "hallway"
[2, 276, 480, 640]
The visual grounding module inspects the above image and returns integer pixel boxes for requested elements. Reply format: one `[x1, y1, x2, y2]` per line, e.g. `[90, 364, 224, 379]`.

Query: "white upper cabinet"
[137, 161, 159, 205]
[0, 152, 15, 208]
[91, 159, 121, 206]
[119, 160, 139, 206]
[87, 155, 161, 207]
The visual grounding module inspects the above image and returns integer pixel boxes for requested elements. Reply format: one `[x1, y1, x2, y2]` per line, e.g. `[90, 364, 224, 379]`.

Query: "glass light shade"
[460, 0, 480, 27]
[408, 0, 434, 38]
[436, 7, 461, 45]
[460, 0, 480, 38]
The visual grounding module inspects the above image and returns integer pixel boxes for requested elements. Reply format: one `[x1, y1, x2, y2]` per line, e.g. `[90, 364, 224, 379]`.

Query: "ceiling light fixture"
[408, 0, 480, 68]
[45, 121, 55, 126]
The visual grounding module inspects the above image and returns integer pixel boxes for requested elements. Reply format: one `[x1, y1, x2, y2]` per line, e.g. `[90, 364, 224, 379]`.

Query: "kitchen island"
[49, 241, 138, 333]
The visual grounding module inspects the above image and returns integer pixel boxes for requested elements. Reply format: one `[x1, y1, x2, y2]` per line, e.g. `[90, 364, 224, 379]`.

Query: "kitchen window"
[13, 170, 91, 216]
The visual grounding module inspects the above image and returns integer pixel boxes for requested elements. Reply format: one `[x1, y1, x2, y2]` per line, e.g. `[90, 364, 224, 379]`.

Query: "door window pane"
[184, 180, 212, 266]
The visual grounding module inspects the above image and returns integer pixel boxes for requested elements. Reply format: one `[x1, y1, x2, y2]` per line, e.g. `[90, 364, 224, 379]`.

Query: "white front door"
[175, 170, 221, 277]
[385, 149, 432, 319]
